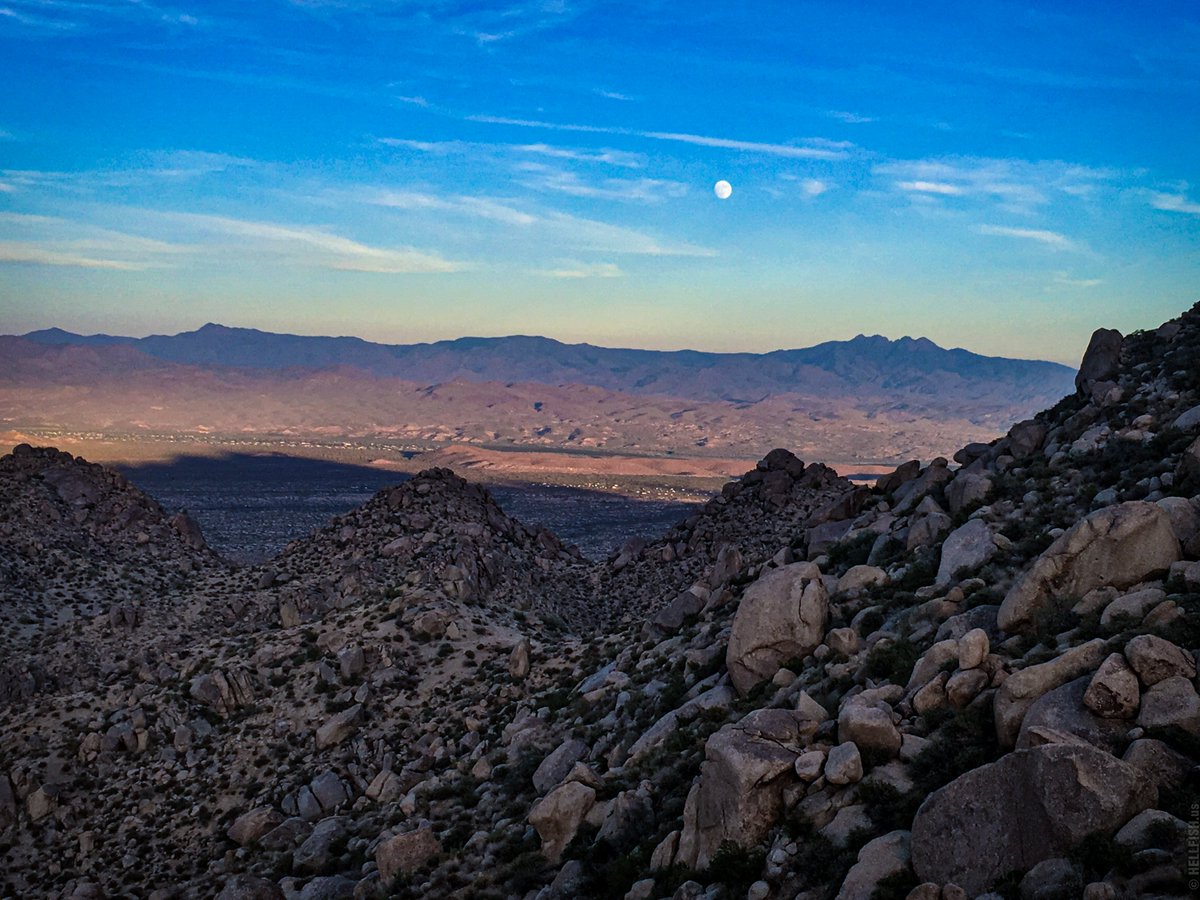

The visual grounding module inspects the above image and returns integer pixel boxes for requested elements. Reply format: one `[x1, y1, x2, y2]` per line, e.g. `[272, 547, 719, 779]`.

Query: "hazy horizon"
[7, 318, 1082, 366]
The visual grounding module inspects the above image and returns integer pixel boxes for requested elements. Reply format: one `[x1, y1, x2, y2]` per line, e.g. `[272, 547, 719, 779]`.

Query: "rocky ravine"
[3, 304, 1200, 900]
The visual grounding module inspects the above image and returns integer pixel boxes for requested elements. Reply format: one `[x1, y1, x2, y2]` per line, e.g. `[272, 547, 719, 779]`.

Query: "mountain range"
[1, 324, 1077, 467]
[22, 323, 1073, 416]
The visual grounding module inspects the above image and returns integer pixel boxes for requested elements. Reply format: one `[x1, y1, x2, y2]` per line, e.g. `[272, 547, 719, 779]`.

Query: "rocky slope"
[2, 303, 1200, 900]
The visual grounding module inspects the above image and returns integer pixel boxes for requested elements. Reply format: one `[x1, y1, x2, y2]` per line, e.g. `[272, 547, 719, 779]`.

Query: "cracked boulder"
[727, 562, 829, 696]
[998, 502, 1180, 634]
[675, 707, 819, 869]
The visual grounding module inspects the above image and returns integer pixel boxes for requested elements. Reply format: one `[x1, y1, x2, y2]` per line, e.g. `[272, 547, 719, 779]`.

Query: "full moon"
[714, 180, 733, 200]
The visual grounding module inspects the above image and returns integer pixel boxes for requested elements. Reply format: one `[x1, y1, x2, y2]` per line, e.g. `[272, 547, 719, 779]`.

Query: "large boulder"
[0, 775, 15, 832]
[1137, 676, 1200, 737]
[528, 781, 596, 862]
[190, 668, 256, 717]
[994, 639, 1107, 747]
[216, 876, 286, 900]
[293, 816, 349, 874]
[835, 831, 911, 900]
[836, 565, 887, 595]
[946, 471, 993, 515]
[727, 562, 829, 696]
[376, 826, 442, 886]
[1008, 420, 1047, 458]
[1180, 437, 1200, 483]
[1074, 328, 1123, 396]
[509, 638, 532, 680]
[1124, 635, 1197, 686]
[910, 744, 1156, 895]
[315, 704, 362, 750]
[838, 699, 901, 759]
[1122, 738, 1193, 792]
[532, 738, 589, 795]
[936, 519, 997, 585]
[675, 708, 818, 869]
[1083, 654, 1140, 719]
[227, 807, 285, 847]
[998, 502, 1181, 634]
[1016, 676, 1129, 753]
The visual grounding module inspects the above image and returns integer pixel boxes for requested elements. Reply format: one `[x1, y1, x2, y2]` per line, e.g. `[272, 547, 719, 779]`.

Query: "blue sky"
[0, 1, 1197, 364]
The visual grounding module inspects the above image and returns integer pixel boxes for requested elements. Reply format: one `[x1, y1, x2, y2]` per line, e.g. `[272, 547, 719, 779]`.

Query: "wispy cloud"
[0, 212, 186, 270]
[365, 189, 537, 226]
[164, 212, 463, 273]
[378, 138, 474, 154]
[517, 143, 642, 168]
[516, 164, 687, 202]
[897, 180, 964, 195]
[976, 224, 1079, 251]
[877, 157, 1119, 213]
[0, 151, 260, 196]
[0, 242, 150, 270]
[467, 114, 622, 134]
[594, 89, 634, 102]
[0, 0, 199, 32]
[543, 212, 716, 257]
[360, 186, 715, 257]
[641, 130, 851, 160]
[1150, 191, 1200, 215]
[828, 110, 874, 124]
[467, 115, 853, 159]
[534, 261, 623, 278]
[1052, 271, 1103, 288]
[379, 136, 644, 168]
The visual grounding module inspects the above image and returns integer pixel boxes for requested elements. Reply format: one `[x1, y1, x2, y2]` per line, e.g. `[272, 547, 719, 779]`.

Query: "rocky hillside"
[2, 303, 1200, 900]
[0, 445, 220, 704]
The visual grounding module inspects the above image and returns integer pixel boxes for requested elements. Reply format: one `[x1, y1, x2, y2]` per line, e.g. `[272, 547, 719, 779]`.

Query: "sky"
[0, 1, 1198, 364]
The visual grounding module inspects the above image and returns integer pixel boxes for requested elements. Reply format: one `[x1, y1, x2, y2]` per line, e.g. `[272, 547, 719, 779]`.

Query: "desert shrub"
[871, 869, 921, 900]
[910, 702, 1001, 795]
[863, 638, 919, 685]
[857, 780, 921, 833]
[828, 531, 876, 573]
[1070, 832, 1137, 880]
[1030, 598, 1079, 645]
[706, 841, 766, 894]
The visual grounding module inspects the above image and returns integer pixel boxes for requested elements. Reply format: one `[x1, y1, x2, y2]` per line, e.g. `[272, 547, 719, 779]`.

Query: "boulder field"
[4, 303, 1200, 898]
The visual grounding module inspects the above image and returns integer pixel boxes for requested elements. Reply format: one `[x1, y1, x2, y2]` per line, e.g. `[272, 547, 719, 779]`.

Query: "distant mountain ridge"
[20, 323, 1075, 421]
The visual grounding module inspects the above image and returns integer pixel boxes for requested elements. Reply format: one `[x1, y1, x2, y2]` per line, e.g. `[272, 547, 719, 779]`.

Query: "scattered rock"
[228, 808, 285, 847]
[1124, 634, 1197, 686]
[1082, 653, 1140, 719]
